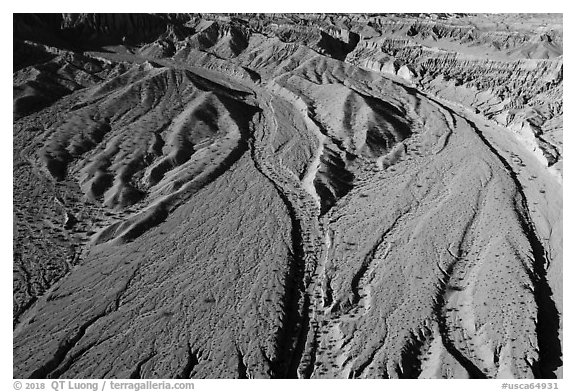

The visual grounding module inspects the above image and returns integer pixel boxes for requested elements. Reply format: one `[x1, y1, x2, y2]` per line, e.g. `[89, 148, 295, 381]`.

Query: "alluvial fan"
[13, 13, 562, 379]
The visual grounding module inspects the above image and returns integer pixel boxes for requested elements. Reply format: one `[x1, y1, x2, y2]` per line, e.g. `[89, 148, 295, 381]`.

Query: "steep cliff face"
[13, 13, 562, 379]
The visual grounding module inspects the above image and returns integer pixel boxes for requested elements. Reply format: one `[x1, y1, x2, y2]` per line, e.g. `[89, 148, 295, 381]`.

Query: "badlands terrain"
[13, 13, 562, 379]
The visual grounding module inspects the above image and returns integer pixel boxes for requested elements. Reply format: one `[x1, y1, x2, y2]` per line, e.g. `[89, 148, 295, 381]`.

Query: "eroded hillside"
[13, 13, 562, 379]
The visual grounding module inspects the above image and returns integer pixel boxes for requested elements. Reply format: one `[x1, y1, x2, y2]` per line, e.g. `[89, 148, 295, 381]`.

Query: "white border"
[3, 4, 571, 390]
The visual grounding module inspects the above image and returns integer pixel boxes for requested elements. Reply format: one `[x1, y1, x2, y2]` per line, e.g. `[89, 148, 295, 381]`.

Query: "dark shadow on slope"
[433, 260, 488, 379]
[14, 13, 170, 52]
[316, 30, 360, 61]
[313, 146, 355, 215]
[341, 90, 412, 159]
